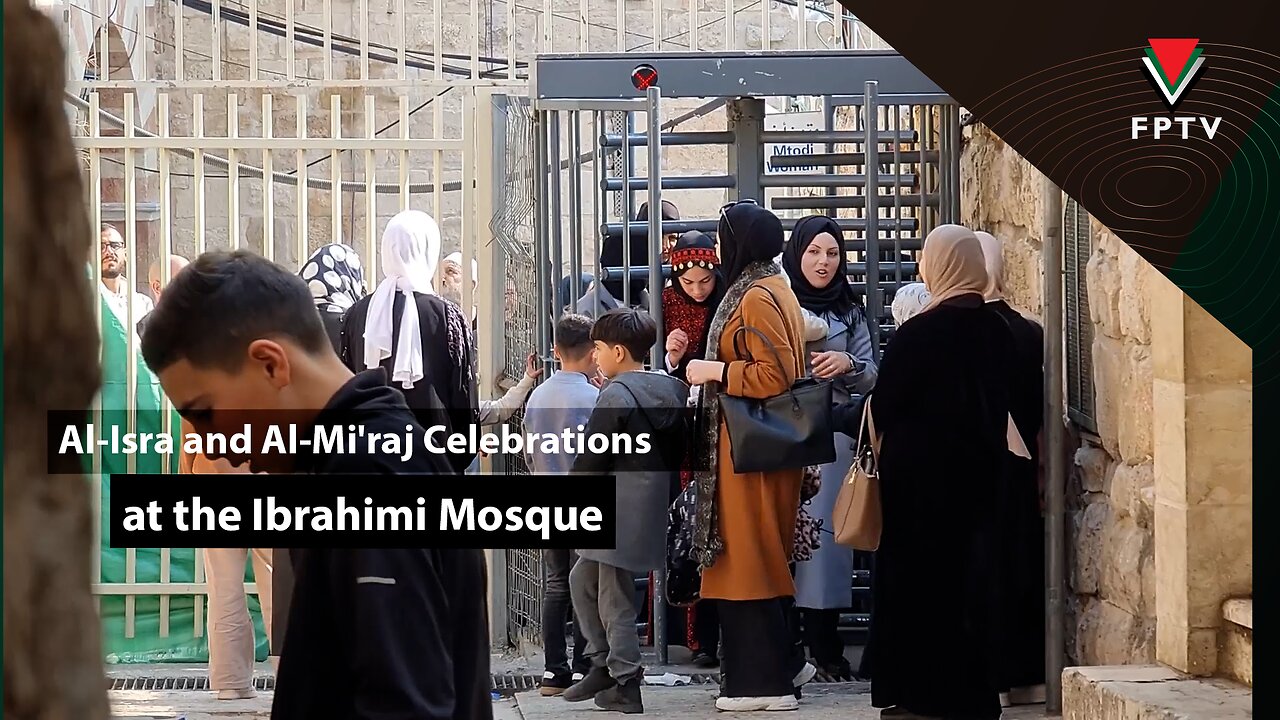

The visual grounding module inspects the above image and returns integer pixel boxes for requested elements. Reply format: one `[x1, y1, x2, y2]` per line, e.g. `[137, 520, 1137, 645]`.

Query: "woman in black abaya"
[861, 225, 1018, 720]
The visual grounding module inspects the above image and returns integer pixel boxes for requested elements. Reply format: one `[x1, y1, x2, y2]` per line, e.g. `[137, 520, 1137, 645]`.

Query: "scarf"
[782, 215, 858, 324]
[919, 224, 988, 311]
[890, 282, 932, 328]
[441, 251, 478, 322]
[689, 259, 781, 569]
[300, 243, 366, 315]
[973, 231, 1005, 302]
[363, 210, 440, 389]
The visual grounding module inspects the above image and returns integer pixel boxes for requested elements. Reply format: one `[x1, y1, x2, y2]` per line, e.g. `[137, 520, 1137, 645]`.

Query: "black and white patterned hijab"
[299, 243, 366, 315]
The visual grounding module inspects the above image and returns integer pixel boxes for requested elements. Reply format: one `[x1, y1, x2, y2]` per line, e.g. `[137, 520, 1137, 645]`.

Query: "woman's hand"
[811, 350, 854, 379]
[685, 359, 726, 385]
[524, 353, 544, 382]
[665, 329, 689, 364]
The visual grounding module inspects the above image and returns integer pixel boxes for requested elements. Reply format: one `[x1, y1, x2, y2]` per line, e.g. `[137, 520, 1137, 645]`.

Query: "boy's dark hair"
[554, 314, 595, 361]
[590, 308, 657, 362]
[141, 250, 330, 373]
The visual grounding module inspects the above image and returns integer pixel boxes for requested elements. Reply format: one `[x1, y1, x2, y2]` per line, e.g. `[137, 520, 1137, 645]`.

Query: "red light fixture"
[631, 64, 658, 91]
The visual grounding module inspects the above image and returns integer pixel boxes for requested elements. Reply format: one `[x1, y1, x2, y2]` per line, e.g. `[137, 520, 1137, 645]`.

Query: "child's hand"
[589, 369, 608, 389]
[524, 353, 544, 381]
[685, 359, 725, 386]
[665, 329, 689, 364]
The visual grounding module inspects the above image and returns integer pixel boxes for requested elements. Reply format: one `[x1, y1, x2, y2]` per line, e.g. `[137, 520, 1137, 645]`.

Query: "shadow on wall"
[3, 2, 111, 718]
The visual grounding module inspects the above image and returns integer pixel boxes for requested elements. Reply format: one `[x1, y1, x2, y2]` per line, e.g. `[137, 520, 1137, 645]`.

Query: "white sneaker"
[572, 672, 585, 682]
[792, 663, 817, 687]
[216, 688, 257, 700]
[715, 695, 799, 712]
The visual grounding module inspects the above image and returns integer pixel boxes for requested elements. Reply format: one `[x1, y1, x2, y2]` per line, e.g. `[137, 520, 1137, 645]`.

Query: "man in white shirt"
[99, 223, 153, 330]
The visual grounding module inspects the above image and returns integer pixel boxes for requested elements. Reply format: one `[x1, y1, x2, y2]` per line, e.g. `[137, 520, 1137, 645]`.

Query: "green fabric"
[92, 290, 268, 664]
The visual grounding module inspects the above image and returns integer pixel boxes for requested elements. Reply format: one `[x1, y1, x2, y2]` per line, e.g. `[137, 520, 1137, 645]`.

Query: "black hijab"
[669, 231, 725, 307]
[718, 201, 784, 286]
[598, 202, 674, 301]
[782, 214, 858, 324]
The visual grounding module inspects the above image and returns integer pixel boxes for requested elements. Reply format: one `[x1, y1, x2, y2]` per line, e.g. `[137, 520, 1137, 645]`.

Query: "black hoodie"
[272, 369, 492, 720]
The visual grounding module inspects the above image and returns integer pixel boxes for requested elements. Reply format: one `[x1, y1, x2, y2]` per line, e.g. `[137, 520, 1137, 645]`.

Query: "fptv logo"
[1130, 38, 1222, 141]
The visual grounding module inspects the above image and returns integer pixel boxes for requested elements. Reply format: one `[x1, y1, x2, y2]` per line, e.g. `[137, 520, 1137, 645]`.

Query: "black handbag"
[719, 318, 836, 474]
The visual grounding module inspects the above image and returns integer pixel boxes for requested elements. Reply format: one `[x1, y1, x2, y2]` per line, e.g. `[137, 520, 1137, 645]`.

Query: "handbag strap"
[853, 394, 881, 464]
[729, 284, 798, 380]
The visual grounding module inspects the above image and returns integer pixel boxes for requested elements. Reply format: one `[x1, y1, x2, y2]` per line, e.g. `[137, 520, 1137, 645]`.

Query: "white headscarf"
[363, 210, 441, 389]
[891, 282, 932, 327]
[442, 251, 478, 285]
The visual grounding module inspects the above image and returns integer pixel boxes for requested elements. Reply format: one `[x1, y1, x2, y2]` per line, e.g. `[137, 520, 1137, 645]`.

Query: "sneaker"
[572, 672, 586, 682]
[715, 695, 799, 712]
[539, 671, 573, 697]
[216, 688, 257, 700]
[562, 667, 616, 702]
[594, 676, 644, 714]
[792, 662, 817, 687]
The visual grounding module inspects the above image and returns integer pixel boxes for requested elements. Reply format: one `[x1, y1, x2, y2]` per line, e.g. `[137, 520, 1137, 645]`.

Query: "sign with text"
[764, 109, 827, 175]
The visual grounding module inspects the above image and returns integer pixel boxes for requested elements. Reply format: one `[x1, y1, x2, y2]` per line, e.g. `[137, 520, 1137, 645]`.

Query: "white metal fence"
[46, 0, 883, 647]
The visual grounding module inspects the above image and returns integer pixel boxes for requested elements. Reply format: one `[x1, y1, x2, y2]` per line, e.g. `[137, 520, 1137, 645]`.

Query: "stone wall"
[960, 122, 1160, 666]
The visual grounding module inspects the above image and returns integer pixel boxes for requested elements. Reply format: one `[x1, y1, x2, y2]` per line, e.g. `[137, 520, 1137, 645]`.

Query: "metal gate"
[525, 50, 961, 657]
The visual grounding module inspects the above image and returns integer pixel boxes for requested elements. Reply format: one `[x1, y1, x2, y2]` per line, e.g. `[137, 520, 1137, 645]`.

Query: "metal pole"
[645, 84, 669, 666]
[534, 110, 551, 373]
[549, 112, 564, 315]
[1042, 175, 1066, 715]
[863, 81, 881, 352]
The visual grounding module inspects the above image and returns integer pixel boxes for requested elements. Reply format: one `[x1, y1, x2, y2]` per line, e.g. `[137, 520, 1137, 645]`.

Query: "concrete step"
[1063, 665, 1251, 720]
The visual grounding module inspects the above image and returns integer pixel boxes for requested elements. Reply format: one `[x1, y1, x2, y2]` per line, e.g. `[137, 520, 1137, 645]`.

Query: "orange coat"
[700, 274, 806, 601]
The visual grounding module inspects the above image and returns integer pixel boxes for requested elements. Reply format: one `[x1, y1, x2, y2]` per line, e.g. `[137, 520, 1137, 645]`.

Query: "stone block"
[1063, 665, 1252, 720]
[1091, 334, 1124, 457]
[1119, 341, 1153, 463]
[1111, 462, 1155, 528]
[1091, 599, 1154, 665]
[1220, 622, 1252, 687]
[1085, 246, 1122, 339]
[1070, 501, 1107, 595]
[1075, 445, 1111, 494]
[1117, 242, 1152, 344]
[1100, 513, 1149, 616]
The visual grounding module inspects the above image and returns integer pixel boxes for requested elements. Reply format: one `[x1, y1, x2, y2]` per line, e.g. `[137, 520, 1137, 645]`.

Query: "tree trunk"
[4, 3, 111, 718]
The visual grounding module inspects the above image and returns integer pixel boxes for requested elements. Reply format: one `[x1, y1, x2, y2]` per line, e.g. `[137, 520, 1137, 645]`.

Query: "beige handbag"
[832, 396, 882, 551]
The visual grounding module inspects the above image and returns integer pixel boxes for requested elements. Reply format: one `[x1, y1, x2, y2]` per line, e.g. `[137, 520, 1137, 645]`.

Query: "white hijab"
[891, 282, 932, 327]
[363, 210, 441, 389]
[442, 251, 479, 321]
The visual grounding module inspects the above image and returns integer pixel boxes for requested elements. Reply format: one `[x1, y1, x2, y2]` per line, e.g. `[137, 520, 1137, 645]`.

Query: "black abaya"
[990, 300, 1046, 691]
[860, 295, 1013, 720]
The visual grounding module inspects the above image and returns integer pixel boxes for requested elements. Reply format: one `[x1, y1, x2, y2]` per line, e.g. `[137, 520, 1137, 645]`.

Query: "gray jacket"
[572, 370, 689, 573]
[805, 308, 879, 404]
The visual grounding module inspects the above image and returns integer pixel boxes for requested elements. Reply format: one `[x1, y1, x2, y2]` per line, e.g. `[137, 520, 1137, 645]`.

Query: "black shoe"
[690, 651, 719, 668]
[562, 667, 616, 702]
[594, 676, 644, 714]
[539, 671, 573, 697]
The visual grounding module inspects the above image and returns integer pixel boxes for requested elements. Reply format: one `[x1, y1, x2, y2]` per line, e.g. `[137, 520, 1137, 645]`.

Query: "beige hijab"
[917, 224, 1030, 459]
[920, 224, 989, 310]
[973, 231, 1004, 302]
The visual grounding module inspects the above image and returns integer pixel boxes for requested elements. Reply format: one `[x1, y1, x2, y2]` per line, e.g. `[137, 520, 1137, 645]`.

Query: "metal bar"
[176, 0, 187, 79]
[619, 114, 632, 309]
[365, 95, 377, 270]
[759, 173, 916, 189]
[826, 93, 955, 107]
[461, 89, 475, 330]
[296, 95, 308, 264]
[601, 217, 918, 237]
[728, 99, 766, 203]
[599, 131, 737, 147]
[534, 99, 649, 112]
[1044, 178, 1066, 714]
[212, 0, 221, 81]
[591, 110, 604, 308]
[950, 105, 963, 224]
[263, 94, 275, 260]
[228, 94, 240, 250]
[863, 81, 881, 350]
[602, 175, 736, 192]
[330, 95, 341, 247]
[194, 93, 206, 254]
[762, 130, 916, 144]
[768, 150, 939, 167]
[71, 136, 462, 151]
[535, 110, 551, 359]
[549, 111, 564, 316]
[530, 51, 945, 100]
[771, 193, 939, 210]
[90, 583, 263, 595]
[160, 547, 171, 637]
[568, 111, 584, 314]
[599, 261, 920, 282]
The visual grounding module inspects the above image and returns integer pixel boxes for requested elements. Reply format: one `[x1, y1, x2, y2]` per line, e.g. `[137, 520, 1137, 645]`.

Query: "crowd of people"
[97, 190, 1046, 719]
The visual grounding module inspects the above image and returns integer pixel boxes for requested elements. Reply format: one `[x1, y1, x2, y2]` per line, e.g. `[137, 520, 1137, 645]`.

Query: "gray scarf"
[691, 259, 781, 570]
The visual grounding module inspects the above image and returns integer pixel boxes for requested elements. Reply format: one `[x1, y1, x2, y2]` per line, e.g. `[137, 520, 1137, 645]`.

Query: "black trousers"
[541, 548, 590, 676]
[718, 598, 804, 698]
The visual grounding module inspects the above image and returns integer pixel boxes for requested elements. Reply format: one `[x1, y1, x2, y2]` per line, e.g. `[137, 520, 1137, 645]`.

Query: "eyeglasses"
[101, 241, 125, 252]
[718, 199, 759, 238]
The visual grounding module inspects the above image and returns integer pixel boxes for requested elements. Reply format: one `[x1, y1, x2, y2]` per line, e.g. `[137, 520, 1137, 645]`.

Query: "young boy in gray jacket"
[563, 308, 689, 714]
[523, 314, 600, 695]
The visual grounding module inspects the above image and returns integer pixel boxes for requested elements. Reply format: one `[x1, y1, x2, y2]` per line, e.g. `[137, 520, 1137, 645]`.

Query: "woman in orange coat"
[684, 200, 813, 712]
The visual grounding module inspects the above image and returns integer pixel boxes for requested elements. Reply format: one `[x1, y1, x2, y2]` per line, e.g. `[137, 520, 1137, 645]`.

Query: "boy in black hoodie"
[141, 250, 491, 720]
